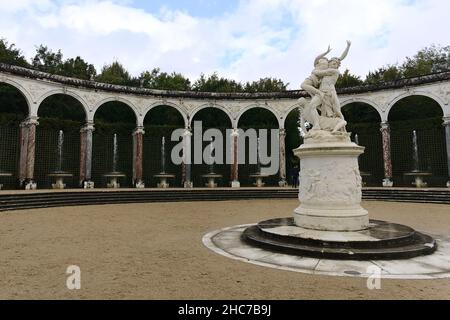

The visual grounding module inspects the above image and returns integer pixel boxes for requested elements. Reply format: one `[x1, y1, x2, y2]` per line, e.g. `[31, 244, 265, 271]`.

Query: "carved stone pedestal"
[382, 178, 393, 188]
[202, 174, 222, 188]
[104, 172, 126, 189]
[83, 180, 95, 189]
[404, 172, 432, 188]
[25, 180, 37, 190]
[231, 181, 240, 188]
[250, 174, 269, 188]
[49, 172, 73, 189]
[135, 180, 145, 189]
[293, 132, 368, 232]
[154, 173, 175, 189]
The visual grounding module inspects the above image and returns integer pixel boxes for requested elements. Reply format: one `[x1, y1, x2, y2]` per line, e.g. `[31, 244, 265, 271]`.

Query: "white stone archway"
[36, 89, 90, 121]
[385, 91, 446, 120]
[0, 77, 33, 117]
[188, 103, 234, 128]
[92, 97, 140, 125]
[144, 101, 188, 128]
[236, 104, 280, 129]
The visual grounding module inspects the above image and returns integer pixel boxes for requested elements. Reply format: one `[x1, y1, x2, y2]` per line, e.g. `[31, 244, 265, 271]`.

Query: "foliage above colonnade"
[1, 38, 449, 92]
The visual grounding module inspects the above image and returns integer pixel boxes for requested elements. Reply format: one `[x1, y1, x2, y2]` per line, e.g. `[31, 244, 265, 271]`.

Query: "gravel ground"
[0, 199, 449, 300]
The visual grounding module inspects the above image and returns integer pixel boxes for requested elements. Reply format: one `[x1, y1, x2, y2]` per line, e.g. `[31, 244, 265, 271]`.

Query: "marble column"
[230, 128, 240, 188]
[443, 116, 450, 188]
[18, 117, 39, 189]
[183, 127, 193, 188]
[278, 128, 288, 187]
[132, 127, 145, 188]
[79, 122, 95, 188]
[380, 121, 393, 187]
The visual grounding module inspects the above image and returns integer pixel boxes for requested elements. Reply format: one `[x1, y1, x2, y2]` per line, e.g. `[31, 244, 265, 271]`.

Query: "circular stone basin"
[103, 172, 126, 178]
[48, 171, 73, 178]
[403, 172, 432, 177]
[242, 217, 437, 260]
[249, 174, 270, 178]
[202, 174, 223, 178]
[0, 172, 13, 177]
[153, 173, 176, 179]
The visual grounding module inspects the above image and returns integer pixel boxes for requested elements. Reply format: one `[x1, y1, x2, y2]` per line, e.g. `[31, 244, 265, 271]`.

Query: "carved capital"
[443, 116, 450, 126]
[20, 116, 39, 127]
[132, 126, 145, 135]
[80, 122, 95, 133]
[380, 121, 390, 131]
[183, 127, 192, 137]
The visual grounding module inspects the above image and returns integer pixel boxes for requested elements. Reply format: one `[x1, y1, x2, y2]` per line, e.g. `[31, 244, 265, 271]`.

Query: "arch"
[0, 77, 32, 116]
[282, 103, 301, 127]
[341, 98, 383, 121]
[189, 103, 233, 127]
[36, 89, 89, 120]
[37, 92, 88, 122]
[236, 104, 279, 129]
[144, 101, 188, 127]
[92, 97, 140, 124]
[386, 91, 446, 119]
[341, 101, 382, 123]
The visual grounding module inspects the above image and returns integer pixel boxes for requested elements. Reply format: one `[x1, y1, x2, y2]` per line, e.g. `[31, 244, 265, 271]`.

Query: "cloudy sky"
[0, 0, 449, 88]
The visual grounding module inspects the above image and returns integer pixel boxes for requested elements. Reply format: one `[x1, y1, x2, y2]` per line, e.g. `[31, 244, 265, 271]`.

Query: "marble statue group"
[298, 41, 352, 135]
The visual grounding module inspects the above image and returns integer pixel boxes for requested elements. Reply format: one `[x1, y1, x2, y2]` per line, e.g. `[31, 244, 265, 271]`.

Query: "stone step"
[0, 188, 448, 212]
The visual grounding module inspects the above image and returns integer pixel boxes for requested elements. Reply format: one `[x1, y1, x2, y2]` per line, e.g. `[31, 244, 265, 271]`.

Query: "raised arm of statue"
[339, 40, 351, 62]
[314, 45, 332, 66]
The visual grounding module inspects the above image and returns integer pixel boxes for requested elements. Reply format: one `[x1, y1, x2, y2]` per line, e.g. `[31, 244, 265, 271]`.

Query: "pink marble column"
[182, 127, 193, 188]
[18, 117, 39, 188]
[230, 129, 240, 188]
[380, 121, 393, 187]
[18, 121, 30, 184]
[279, 128, 287, 187]
[79, 122, 94, 187]
[132, 127, 145, 188]
[443, 117, 450, 188]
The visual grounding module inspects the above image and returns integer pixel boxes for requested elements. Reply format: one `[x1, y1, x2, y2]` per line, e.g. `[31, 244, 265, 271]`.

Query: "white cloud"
[0, 0, 449, 89]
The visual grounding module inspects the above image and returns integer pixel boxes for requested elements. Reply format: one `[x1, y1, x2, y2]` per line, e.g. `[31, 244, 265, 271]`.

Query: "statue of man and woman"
[298, 41, 351, 134]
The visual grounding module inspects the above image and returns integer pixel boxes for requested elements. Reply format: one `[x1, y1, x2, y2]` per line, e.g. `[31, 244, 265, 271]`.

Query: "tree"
[365, 65, 403, 85]
[140, 68, 191, 91]
[61, 56, 97, 80]
[401, 45, 450, 78]
[192, 72, 243, 92]
[335, 69, 364, 88]
[32, 45, 64, 74]
[244, 77, 288, 92]
[364, 45, 450, 85]
[0, 39, 30, 67]
[96, 61, 132, 85]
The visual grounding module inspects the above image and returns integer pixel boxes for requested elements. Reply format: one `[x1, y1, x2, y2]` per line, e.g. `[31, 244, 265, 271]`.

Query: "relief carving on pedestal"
[299, 161, 362, 204]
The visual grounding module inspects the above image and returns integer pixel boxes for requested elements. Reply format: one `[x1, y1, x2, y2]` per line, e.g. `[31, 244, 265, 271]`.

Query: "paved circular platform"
[243, 218, 437, 260]
[203, 224, 450, 279]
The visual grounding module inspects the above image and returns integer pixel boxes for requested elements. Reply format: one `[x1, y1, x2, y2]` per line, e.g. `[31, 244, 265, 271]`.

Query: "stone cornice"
[1, 62, 450, 100]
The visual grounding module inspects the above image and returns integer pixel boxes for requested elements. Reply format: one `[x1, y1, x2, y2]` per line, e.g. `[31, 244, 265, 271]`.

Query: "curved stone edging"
[203, 224, 450, 280]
